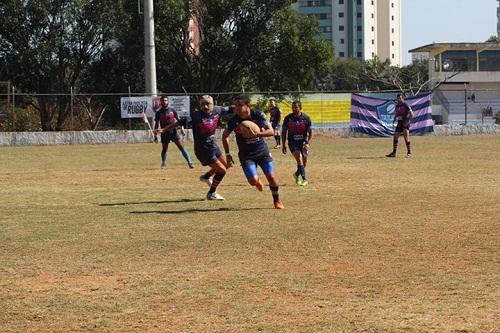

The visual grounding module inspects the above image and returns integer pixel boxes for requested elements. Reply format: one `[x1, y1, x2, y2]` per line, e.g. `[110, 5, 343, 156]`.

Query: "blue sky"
[402, 0, 498, 64]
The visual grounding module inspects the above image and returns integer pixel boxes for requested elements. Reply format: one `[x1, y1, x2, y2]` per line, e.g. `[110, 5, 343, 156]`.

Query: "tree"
[153, 0, 333, 97]
[486, 35, 500, 43]
[0, 0, 123, 130]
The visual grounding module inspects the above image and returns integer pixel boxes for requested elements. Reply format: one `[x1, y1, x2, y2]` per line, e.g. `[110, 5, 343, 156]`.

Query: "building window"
[392, 41, 395, 46]
[442, 50, 477, 71]
[357, 0, 361, 5]
[339, 52, 345, 57]
[391, 2, 394, 8]
[357, 52, 362, 58]
[479, 50, 500, 71]
[391, 16, 394, 21]
[339, 0, 344, 4]
[357, 13, 362, 18]
[358, 38, 362, 44]
[371, 26, 374, 31]
[372, 39, 375, 45]
[339, 12, 344, 18]
[371, 13, 374, 18]
[340, 38, 345, 44]
[339, 25, 344, 31]
[391, 28, 394, 33]
[357, 26, 362, 31]
[392, 54, 395, 59]
[372, 0, 374, 5]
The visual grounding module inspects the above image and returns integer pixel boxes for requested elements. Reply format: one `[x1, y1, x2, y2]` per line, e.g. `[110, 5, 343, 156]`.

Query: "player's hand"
[155, 128, 163, 135]
[153, 136, 158, 143]
[180, 128, 186, 136]
[226, 154, 235, 168]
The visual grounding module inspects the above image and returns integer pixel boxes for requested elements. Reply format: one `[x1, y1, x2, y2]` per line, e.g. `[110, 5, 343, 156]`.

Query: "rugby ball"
[239, 120, 260, 138]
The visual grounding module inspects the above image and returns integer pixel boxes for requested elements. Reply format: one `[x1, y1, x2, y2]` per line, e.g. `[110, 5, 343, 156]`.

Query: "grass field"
[0, 135, 499, 333]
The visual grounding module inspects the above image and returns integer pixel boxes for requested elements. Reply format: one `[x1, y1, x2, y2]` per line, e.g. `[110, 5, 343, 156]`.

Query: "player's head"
[396, 94, 405, 103]
[292, 100, 302, 115]
[233, 95, 251, 119]
[160, 95, 169, 107]
[269, 98, 276, 108]
[199, 95, 214, 114]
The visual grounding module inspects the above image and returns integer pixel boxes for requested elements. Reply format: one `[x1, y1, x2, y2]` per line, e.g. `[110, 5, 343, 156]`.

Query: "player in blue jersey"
[269, 98, 282, 149]
[281, 100, 313, 187]
[222, 96, 284, 209]
[191, 95, 232, 200]
[154, 95, 194, 169]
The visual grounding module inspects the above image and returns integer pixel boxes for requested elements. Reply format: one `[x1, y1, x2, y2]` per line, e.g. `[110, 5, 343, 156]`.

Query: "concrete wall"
[1, 125, 499, 146]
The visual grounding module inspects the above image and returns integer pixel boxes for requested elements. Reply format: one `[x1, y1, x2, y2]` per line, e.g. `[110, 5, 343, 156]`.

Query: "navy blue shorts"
[288, 140, 306, 153]
[161, 131, 180, 144]
[239, 153, 274, 179]
[395, 121, 410, 133]
[195, 146, 222, 166]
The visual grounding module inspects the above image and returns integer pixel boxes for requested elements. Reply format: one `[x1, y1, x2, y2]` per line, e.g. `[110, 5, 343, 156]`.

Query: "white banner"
[120, 97, 155, 119]
[122, 96, 191, 119]
[152, 96, 191, 119]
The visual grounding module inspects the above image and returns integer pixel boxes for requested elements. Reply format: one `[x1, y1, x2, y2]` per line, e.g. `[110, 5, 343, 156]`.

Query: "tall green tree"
[153, 0, 333, 97]
[0, 0, 123, 130]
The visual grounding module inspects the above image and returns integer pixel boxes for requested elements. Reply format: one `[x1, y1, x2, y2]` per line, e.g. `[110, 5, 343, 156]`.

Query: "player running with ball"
[281, 100, 313, 187]
[222, 96, 284, 209]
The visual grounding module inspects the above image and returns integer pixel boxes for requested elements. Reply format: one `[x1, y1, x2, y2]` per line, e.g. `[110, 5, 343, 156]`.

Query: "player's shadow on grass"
[130, 207, 268, 215]
[346, 156, 386, 160]
[99, 198, 205, 207]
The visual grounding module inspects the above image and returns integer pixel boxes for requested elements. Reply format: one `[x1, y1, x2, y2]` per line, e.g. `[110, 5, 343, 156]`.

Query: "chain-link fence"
[1, 88, 499, 132]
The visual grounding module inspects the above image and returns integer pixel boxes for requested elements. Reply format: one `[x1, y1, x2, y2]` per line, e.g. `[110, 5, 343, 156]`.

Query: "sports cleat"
[188, 163, 195, 169]
[385, 152, 396, 158]
[206, 192, 225, 201]
[199, 174, 212, 186]
[274, 144, 281, 149]
[293, 173, 302, 185]
[161, 162, 167, 169]
[299, 178, 308, 187]
[273, 200, 285, 209]
[405, 153, 412, 158]
[255, 178, 264, 192]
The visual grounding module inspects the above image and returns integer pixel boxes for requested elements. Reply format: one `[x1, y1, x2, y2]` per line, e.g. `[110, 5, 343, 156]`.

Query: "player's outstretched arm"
[221, 129, 234, 167]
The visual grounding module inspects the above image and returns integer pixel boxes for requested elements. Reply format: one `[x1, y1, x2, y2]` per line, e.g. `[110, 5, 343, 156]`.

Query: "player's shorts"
[195, 145, 222, 166]
[395, 120, 410, 133]
[288, 140, 307, 154]
[239, 153, 274, 179]
[161, 131, 180, 144]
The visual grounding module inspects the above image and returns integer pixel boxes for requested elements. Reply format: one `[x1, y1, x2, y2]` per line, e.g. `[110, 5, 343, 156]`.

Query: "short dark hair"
[234, 95, 250, 105]
[292, 100, 302, 109]
[160, 95, 169, 100]
[396, 93, 404, 99]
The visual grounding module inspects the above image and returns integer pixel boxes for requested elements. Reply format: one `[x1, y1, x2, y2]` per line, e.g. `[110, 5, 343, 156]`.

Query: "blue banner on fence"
[350, 93, 434, 137]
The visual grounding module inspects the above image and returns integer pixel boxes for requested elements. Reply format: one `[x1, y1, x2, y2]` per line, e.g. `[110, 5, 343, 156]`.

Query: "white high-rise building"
[497, 0, 500, 37]
[293, 0, 401, 66]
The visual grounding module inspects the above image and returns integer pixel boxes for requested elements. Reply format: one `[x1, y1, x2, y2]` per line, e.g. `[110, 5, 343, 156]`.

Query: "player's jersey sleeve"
[253, 109, 269, 127]
[282, 114, 291, 130]
[305, 114, 313, 130]
[226, 115, 238, 133]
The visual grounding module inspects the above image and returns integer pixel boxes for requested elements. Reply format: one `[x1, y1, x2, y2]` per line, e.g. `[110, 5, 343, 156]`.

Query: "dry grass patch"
[0, 135, 499, 332]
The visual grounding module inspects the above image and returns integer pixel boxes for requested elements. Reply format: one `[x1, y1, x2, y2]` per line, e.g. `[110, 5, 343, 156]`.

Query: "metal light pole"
[144, 0, 157, 97]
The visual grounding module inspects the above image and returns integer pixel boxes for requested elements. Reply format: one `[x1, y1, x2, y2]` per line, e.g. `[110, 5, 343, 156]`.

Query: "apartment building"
[293, 0, 401, 65]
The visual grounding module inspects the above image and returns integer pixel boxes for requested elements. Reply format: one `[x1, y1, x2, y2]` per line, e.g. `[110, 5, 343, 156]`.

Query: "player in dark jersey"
[386, 94, 414, 158]
[154, 95, 194, 169]
[281, 100, 313, 187]
[191, 95, 232, 200]
[222, 96, 284, 209]
[269, 98, 281, 149]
